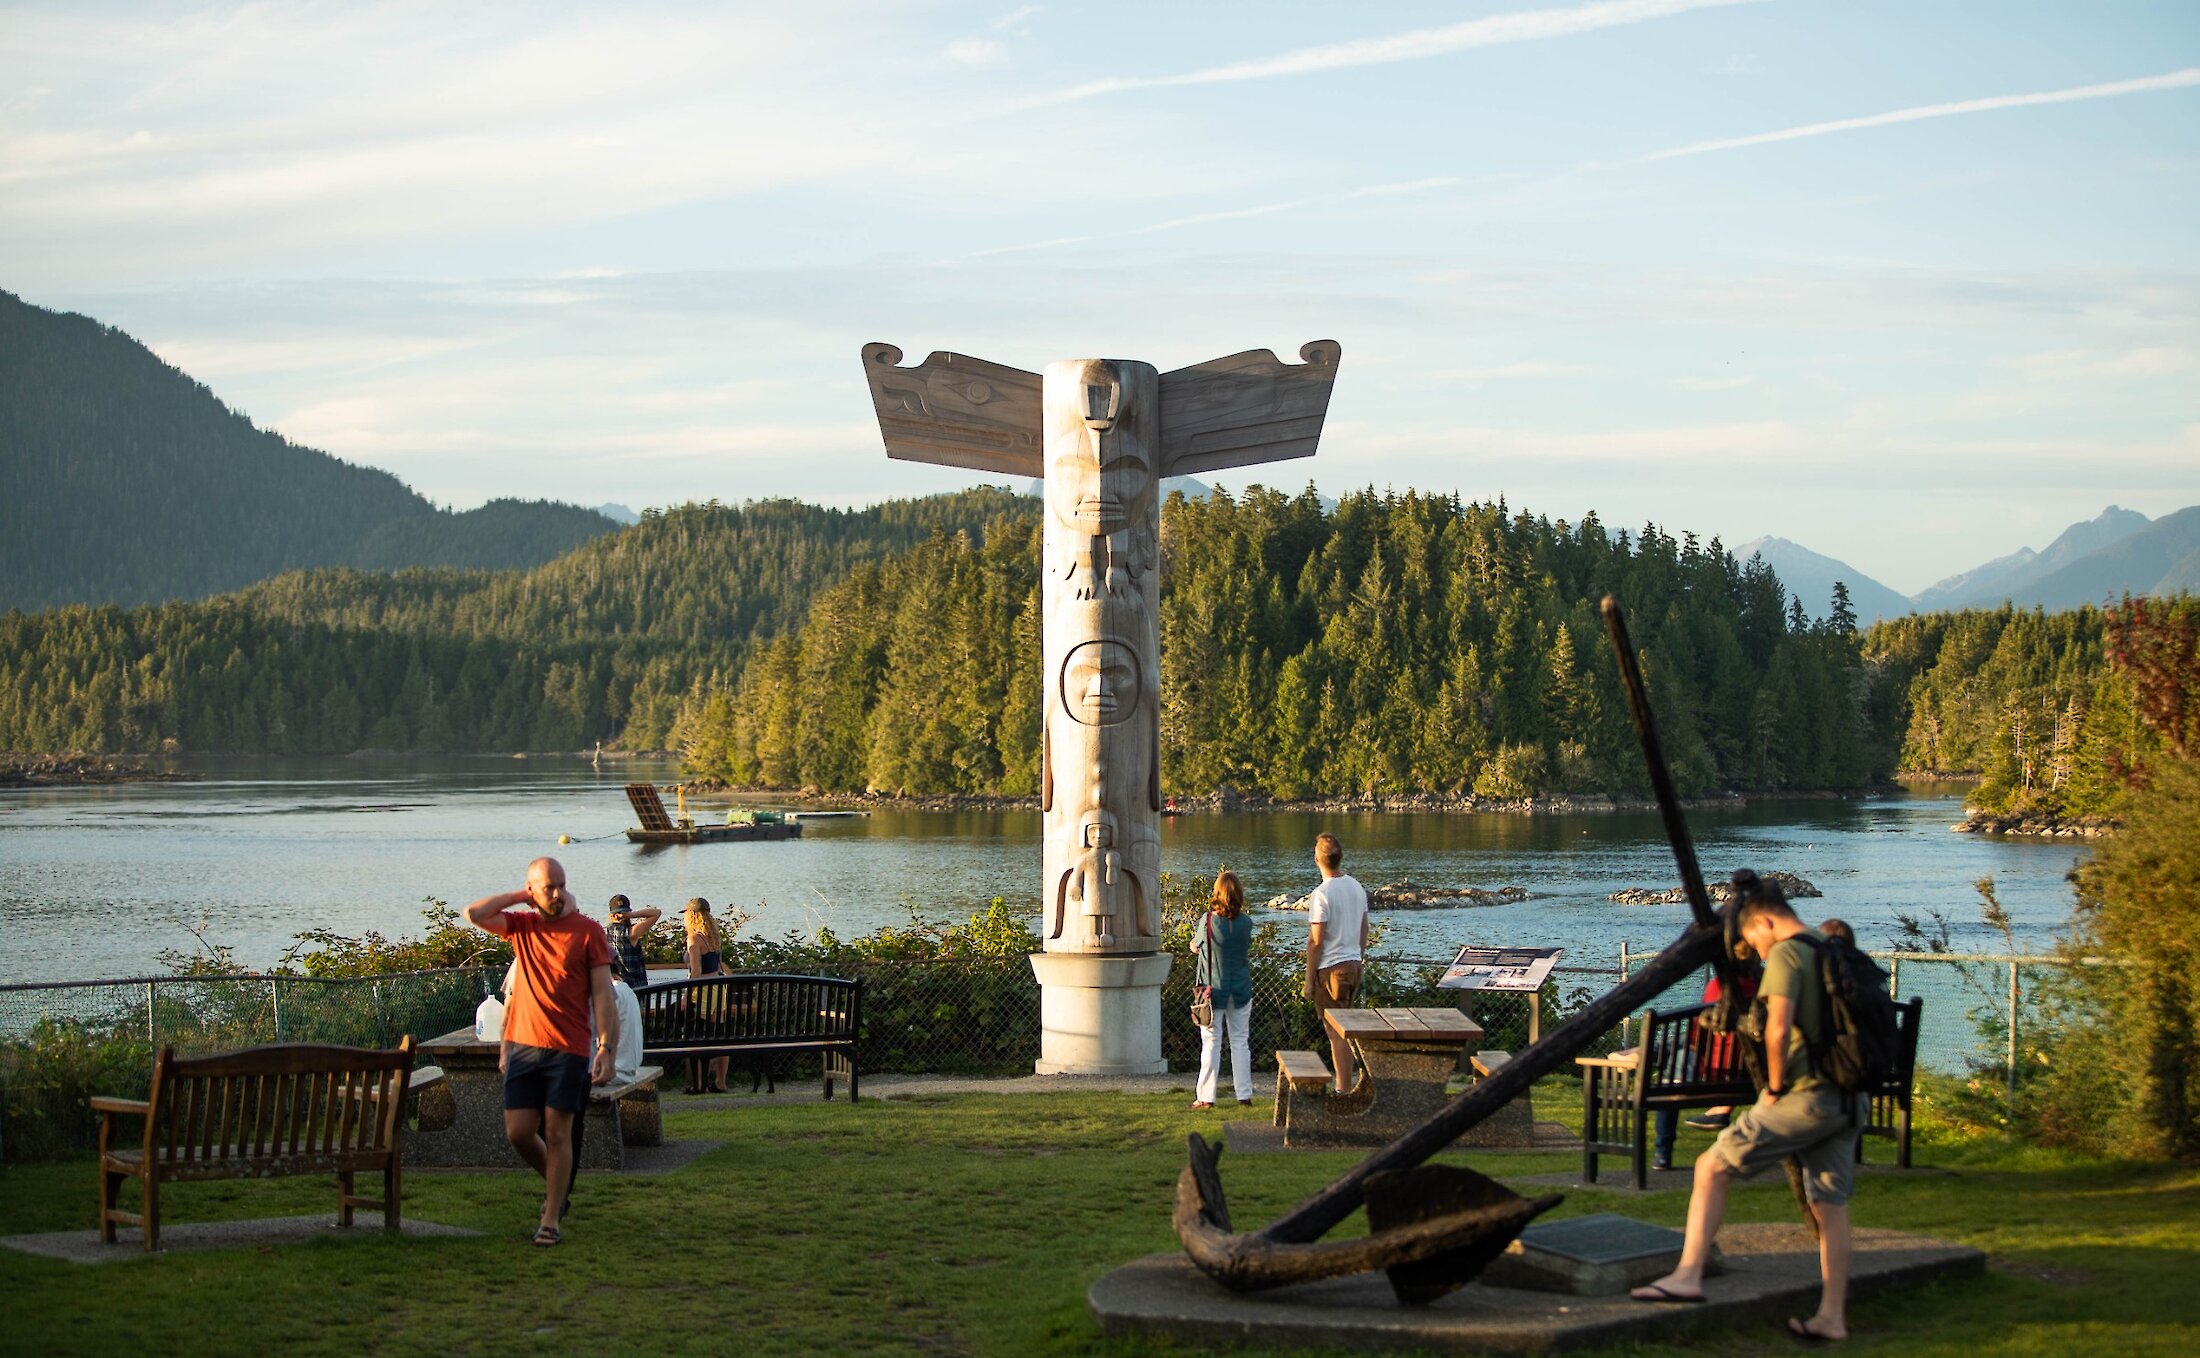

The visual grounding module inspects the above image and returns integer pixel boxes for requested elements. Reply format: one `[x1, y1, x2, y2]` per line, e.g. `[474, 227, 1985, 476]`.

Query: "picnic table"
[1275, 1007, 1485, 1147]
[402, 1028, 662, 1170]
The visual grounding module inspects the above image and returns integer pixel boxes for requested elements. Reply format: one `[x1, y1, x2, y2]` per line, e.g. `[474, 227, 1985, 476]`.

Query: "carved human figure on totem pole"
[860, 340, 1343, 957]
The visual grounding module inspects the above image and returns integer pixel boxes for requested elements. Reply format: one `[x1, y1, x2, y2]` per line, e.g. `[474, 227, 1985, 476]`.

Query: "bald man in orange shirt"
[468, 856, 616, 1246]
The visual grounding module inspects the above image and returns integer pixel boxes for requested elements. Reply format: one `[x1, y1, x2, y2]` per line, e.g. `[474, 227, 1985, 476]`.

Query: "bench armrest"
[90, 1097, 149, 1118]
[1574, 1051, 1639, 1070]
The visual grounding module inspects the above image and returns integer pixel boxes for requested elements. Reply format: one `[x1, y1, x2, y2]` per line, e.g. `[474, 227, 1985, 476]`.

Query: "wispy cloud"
[945, 38, 1007, 66]
[967, 234, 1092, 257]
[1022, 0, 1761, 107]
[1349, 177, 1462, 198]
[1640, 66, 2200, 162]
[1137, 200, 1309, 233]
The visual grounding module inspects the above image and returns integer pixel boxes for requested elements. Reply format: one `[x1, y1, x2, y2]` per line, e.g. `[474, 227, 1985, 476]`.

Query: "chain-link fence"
[0, 968, 496, 1162]
[0, 945, 2088, 1160]
[1609, 940, 2094, 1081]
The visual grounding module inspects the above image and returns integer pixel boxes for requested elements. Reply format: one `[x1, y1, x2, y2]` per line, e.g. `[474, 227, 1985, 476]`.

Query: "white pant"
[1197, 998, 1253, 1104]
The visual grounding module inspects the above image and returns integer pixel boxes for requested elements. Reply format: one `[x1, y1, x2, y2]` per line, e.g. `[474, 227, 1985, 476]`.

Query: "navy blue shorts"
[504, 1042, 591, 1115]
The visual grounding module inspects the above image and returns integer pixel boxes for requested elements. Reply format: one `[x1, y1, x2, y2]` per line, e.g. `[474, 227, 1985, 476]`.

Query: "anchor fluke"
[1174, 1137, 1562, 1301]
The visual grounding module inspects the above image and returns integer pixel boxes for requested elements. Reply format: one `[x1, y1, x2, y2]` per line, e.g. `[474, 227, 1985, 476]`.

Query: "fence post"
[2006, 960, 2019, 1100]
[270, 976, 284, 1042]
[1619, 941, 1631, 981]
[1528, 982, 1542, 1046]
[146, 980, 156, 1044]
[372, 980, 387, 1046]
[1889, 956, 1900, 999]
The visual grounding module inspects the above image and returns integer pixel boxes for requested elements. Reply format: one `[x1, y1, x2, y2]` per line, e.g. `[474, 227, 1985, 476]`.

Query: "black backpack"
[1793, 934, 1903, 1091]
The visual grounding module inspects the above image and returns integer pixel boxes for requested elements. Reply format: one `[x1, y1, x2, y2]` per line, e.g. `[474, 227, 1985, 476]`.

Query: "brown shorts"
[1314, 960, 1362, 1007]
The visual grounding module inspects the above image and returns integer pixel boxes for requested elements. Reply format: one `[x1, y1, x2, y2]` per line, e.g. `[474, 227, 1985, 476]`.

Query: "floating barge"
[623, 784, 803, 846]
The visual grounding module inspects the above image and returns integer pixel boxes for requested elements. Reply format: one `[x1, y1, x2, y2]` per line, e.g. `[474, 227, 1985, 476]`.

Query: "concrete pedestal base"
[1090, 1223, 1985, 1353]
[1030, 952, 1174, 1075]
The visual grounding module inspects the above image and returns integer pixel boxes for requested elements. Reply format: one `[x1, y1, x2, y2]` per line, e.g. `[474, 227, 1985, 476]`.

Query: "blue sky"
[3, 0, 2196, 595]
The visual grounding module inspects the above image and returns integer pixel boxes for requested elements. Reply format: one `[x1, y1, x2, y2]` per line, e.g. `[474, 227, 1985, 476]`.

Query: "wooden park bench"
[94, 1039, 416, 1252]
[1578, 997, 1922, 1189]
[638, 973, 861, 1101]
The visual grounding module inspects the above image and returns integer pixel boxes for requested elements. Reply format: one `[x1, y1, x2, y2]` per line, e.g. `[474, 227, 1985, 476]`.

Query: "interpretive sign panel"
[1437, 945, 1562, 992]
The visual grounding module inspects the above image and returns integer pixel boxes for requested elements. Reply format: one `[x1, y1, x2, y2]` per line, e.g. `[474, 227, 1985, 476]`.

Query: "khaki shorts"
[1314, 960, 1362, 1008]
[1709, 1085, 1858, 1206]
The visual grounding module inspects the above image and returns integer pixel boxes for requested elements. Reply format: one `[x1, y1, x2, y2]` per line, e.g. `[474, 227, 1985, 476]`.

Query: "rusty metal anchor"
[1174, 597, 1744, 1302]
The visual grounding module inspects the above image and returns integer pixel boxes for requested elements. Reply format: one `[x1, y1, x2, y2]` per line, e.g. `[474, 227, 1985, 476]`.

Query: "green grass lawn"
[0, 1084, 2194, 1357]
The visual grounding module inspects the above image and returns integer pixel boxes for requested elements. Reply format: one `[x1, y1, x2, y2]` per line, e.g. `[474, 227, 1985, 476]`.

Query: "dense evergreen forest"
[0, 290, 619, 610]
[688, 488, 1891, 798]
[1865, 600, 2188, 822]
[0, 490, 1033, 755]
[1, 481, 2176, 814]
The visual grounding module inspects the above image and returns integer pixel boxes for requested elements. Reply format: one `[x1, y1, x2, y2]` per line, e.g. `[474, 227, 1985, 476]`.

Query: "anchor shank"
[1600, 596, 1718, 931]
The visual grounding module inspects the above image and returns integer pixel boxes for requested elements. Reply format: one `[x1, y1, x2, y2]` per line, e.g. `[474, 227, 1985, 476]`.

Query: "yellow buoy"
[557, 834, 572, 845]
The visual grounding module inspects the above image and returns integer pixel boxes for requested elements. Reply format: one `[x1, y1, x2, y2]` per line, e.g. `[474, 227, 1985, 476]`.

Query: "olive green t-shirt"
[1760, 930, 1828, 1092]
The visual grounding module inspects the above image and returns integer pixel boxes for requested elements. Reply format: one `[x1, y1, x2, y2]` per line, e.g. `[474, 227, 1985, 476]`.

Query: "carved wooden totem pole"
[862, 340, 1343, 1073]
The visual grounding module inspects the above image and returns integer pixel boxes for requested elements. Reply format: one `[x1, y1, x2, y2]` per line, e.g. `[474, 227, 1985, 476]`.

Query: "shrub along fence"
[0, 953, 1617, 1160]
[0, 968, 495, 1162]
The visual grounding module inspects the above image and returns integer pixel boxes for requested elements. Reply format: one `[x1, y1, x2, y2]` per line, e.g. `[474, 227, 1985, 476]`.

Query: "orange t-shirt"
[503, 909, 611, 1057]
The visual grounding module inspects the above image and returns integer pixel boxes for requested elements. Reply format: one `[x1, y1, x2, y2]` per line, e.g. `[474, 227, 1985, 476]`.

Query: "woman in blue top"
[1192, 870, 1257, 1109]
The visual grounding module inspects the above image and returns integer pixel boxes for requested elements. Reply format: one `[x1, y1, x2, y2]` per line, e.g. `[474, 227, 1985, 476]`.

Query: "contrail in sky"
[1639, 67, 2200, 162]
[1030, 0, 1763, 107]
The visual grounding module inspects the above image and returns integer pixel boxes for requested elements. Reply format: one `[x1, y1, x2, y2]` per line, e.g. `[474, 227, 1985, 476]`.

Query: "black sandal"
[532, 1224, 562, 1248]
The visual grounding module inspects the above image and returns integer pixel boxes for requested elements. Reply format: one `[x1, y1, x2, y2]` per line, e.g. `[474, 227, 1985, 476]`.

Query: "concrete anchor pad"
[1090, 1223, 1984, 1353]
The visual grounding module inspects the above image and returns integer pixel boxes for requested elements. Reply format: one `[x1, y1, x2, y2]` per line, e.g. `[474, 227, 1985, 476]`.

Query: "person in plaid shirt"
[604, 894, 661, 990]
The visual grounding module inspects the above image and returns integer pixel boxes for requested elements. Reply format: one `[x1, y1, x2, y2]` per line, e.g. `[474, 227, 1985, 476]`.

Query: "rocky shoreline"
[678, 783, 1891, 817]
[1607, 870, 1821, 906]
[1264, 879, 1534, 912]
[1954, 811, 2117, 840]
[0, 754, 187, 787]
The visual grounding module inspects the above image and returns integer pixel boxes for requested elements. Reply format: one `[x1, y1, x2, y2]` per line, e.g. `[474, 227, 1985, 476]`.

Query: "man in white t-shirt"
[1303, 831, 1369, 1093]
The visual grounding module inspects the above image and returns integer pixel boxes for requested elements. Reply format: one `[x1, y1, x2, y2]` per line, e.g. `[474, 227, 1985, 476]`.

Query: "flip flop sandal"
[1784, 1317, 1839, 1344]
[1631, 1283, 1706, 1304]
[532, 1225, 562, 1248]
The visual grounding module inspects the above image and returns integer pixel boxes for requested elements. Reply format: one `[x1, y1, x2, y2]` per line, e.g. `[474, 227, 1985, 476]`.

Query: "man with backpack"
[1631, 874, 1866, 1344]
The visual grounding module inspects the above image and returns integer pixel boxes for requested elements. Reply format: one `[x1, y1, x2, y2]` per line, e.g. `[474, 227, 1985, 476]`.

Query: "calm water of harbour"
[0, 757, 2089, 987]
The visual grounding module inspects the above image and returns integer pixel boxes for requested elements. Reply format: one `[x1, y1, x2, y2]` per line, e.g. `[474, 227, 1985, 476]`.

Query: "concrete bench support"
[1460, 1049, 1536, 1148]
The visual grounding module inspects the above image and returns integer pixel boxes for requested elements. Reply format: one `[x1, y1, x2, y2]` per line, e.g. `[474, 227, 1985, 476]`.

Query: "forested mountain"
[0, 490, 1034, 754]
[687, 489, 1895, 799]
[1, 477, 2172, 815]
[0, 290, 619, 610]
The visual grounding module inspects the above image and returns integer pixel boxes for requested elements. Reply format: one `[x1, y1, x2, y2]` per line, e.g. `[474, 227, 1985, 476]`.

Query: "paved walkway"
[1, 1216, 478, 1266]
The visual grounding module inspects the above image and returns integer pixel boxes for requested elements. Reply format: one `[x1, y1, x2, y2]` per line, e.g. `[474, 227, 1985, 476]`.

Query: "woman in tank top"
[683, 897, 728, 1094]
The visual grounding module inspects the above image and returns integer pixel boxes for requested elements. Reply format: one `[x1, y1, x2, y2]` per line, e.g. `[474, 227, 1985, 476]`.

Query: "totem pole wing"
[860, 342, 1045, 477]
[1158, 340, 1342, 478]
